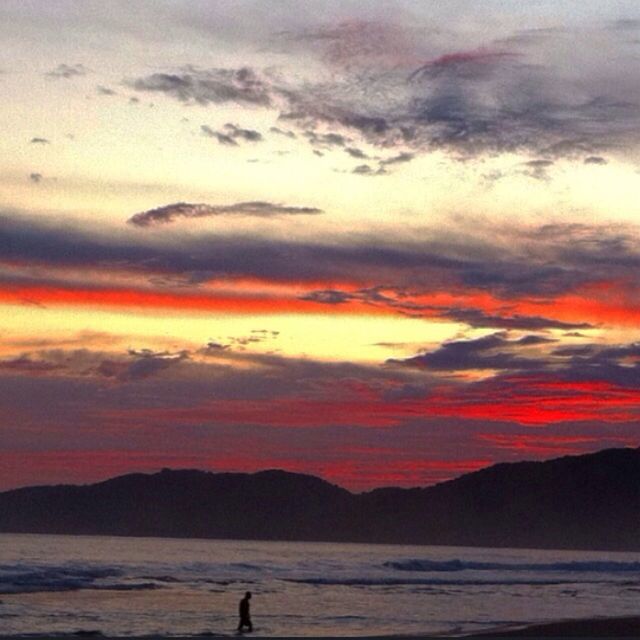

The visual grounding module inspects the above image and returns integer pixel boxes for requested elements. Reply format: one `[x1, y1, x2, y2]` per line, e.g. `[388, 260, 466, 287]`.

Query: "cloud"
[5, 214, 640, 324]
[45, 63, 88, 79]
[29, 173, 43, 184]
[128, 201, 324, 227]
[389, 332, 547, 372]
[30, 138, 49, 145]
[270, 126, 297, 139]
[523, 159, 554, 180]
[409, 49, 519, 81]
[345, 147, 368, 159]
[380, 151, 414, 166]
[584, 156, 608, 165]
[201, 123, 262, 145]
[0, 356, 61, 374]
[201, 124, 237, 146]
[437, 308, 593, 331]
[129, 67, 274, 106]
[96, 85, 117, 96]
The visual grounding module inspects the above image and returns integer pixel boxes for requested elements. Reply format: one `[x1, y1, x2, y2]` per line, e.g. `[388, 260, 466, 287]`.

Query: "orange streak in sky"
[0, 283, 394, 316]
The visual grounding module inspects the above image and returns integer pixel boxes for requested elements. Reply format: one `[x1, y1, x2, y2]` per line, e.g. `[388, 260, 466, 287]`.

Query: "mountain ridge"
[1, 447, 638, 551]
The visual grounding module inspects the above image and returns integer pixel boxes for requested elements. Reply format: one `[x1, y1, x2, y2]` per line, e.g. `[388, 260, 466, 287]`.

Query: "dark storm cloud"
[45, 63, 88, 79]
[128, 201, 323, 227]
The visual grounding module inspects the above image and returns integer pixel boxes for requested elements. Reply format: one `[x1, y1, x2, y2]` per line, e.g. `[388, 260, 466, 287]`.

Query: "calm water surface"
[1, 533, 639, 636]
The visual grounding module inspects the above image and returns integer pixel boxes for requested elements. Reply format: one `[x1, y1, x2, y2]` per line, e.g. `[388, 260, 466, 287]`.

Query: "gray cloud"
[29, 173, 43, 184]
[389, 332, 547, 372]
[45, 63, 88, 79]
[96, 85, 117, 96]
[30, 138, 49, 145]
[129, 67, 274, 106]
[128, 201, 324, 227]
[584, 155, 608, 165]
[5, 214, 640, 303]
[126, 18, 640, 163]
[437, 308, 593, 331]
[201, 123, 262, 145]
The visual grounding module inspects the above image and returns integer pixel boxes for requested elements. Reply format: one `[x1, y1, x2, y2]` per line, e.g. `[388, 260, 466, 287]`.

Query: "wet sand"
[464, 615, 640, 637]
[2, 616, 640, 638]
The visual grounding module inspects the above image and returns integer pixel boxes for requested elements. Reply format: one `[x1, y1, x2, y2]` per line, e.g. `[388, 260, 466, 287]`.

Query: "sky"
[1, 1, 640, 492]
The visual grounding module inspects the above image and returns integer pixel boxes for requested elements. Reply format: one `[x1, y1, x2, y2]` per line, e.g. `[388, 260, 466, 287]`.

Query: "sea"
[1, 534, 640, 637]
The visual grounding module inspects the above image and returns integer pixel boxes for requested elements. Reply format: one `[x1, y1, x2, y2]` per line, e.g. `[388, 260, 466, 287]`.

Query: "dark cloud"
[30, 138, 49, 145]
[352, 164, 385, 176]
[303, 130, 349, 148]
[345, 147, 368, 159]
[96, 85, 117, 96]
[202, 123, 262, 145]
[438, 308, 593, 331]
[5, 214, 640, 306]
[129, 67, 274, 106]
[0, 356, 61, 374]
[389, 332, 547, 372]
[45, 63, 88, 79]
[380, 151, 414, 166]
[270, 126, 297, 139]
[523, 159, 554, 180]
[409, 49, 519, 81]
[128, 19, 640, 162]
[584, 155, 608, 165]
[201, 124, 237, 146]
[29, 173, 43, 184]
[224, 123, 262, 142]
[128, 201, 323, 227]
[301, 289, 355, 304]
[610, 19, 640, 31]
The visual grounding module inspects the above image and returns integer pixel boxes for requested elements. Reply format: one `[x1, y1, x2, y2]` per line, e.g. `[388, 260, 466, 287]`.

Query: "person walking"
[237, 591, 253, 633]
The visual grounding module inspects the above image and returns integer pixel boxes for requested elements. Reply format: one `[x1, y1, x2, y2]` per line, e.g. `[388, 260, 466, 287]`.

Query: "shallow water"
[1, 533, 639, 636]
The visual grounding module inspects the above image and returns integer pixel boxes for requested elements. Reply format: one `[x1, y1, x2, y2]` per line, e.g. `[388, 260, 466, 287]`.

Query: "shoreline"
[462, 615, 640, 637]
[2, 616, 640, 640]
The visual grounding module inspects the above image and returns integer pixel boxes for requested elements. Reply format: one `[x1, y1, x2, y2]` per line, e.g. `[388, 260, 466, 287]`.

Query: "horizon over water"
[1, 534, 640, 637]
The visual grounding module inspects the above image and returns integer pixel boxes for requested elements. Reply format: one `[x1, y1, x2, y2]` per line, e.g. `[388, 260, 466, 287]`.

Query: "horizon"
[2, 1, 640, 493]
[3, 444, 638, 494]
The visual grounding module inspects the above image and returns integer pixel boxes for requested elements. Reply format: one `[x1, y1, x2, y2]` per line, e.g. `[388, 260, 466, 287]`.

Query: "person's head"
[245, 591, 252, 599]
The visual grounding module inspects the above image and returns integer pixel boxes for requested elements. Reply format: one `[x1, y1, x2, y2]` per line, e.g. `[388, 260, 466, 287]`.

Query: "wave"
[0, 563, 158, 595]
[283, 577, 597, 587]
[384, 559, 640, 573]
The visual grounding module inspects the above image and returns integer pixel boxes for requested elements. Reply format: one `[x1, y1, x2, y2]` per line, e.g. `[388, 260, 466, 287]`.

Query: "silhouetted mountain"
[1, 448, 638, 550]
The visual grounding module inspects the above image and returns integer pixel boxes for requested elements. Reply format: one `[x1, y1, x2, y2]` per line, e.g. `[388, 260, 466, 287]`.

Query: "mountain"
[1, 447, 638, 550]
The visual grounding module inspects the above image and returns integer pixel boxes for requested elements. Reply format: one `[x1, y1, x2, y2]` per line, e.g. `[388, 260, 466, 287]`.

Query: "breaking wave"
[0, 563, 159, 595]
[383, 559, 640, 573]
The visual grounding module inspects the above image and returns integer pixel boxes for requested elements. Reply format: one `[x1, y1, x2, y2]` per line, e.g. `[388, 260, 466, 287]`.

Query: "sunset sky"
[2, 0, 640, 491]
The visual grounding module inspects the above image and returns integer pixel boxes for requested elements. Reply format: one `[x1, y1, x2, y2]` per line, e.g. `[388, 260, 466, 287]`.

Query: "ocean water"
[1, 534, 640, 637]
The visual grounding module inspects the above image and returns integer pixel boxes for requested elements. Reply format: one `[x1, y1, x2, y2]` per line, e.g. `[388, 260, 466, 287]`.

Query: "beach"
[2, 534, 639, 638]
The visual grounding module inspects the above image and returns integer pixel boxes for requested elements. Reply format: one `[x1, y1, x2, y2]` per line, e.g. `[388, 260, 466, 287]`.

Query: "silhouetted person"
[237, 591, 252, 633]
